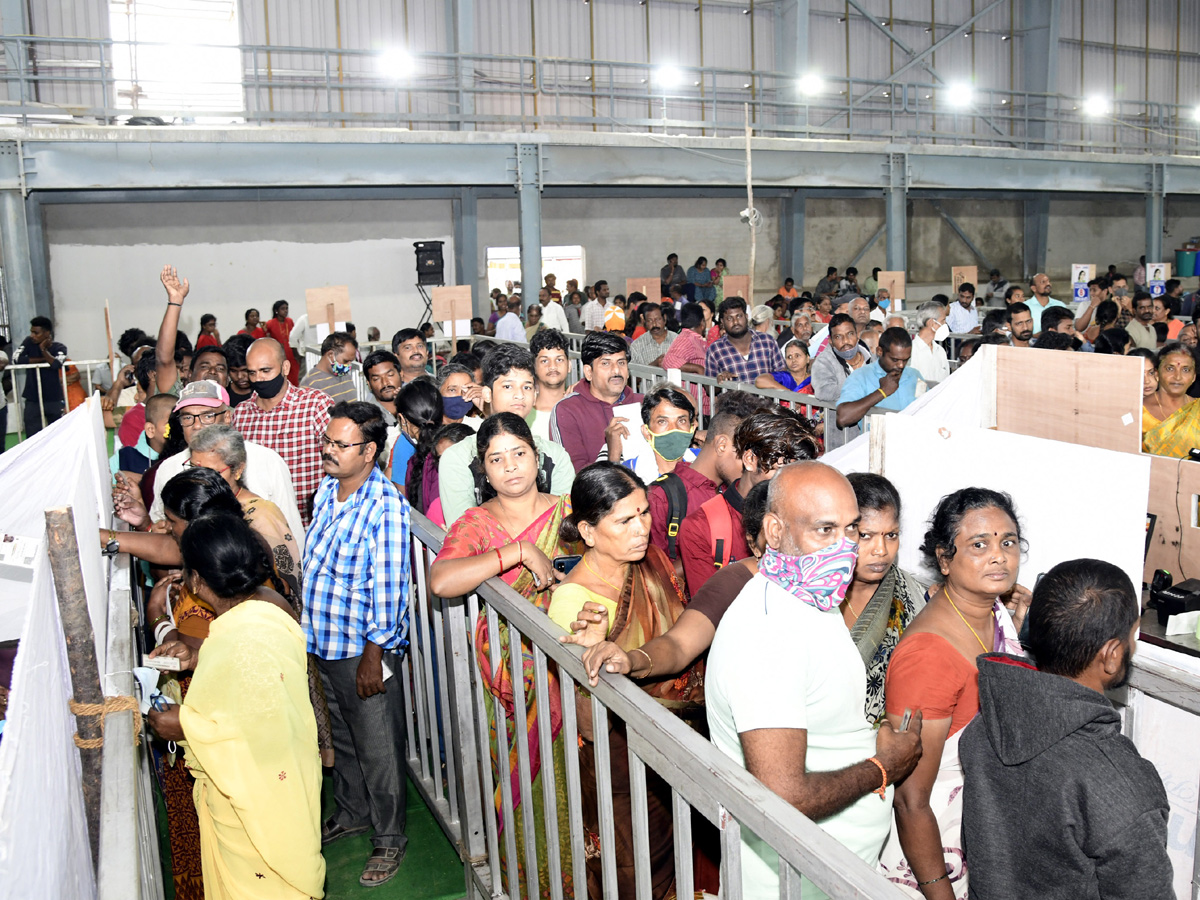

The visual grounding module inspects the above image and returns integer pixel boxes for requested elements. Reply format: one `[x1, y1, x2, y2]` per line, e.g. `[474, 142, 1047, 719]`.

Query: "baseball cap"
[173, 379, 230, 412]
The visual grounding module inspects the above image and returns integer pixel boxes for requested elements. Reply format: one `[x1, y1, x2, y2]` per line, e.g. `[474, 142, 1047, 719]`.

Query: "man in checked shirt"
[303, 400, 412, 887]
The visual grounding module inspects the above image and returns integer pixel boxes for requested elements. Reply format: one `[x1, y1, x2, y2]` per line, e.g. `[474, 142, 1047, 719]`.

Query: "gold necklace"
[943, 586, 992, 655]
[583, 555, 625, 593]
[843, 596, 863, 621]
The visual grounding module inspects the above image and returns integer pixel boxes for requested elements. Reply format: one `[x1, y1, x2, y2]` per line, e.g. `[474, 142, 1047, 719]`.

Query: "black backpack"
[469, 449, 557, 505]
[652, 471, 689, 560]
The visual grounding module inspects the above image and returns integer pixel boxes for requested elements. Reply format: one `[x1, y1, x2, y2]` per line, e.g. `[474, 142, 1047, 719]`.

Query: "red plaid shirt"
[232, 383, 333, 526]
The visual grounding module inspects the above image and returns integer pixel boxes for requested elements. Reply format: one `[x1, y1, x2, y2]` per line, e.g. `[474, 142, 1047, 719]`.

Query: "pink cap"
[173, 379, 230, 412]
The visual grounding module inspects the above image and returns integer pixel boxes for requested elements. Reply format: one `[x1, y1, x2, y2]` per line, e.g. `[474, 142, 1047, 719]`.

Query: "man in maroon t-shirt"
[677, 409, 819, 596]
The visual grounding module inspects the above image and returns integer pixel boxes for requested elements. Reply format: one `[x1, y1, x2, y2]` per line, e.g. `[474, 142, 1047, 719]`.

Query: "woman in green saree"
[430, 412, 580, 900]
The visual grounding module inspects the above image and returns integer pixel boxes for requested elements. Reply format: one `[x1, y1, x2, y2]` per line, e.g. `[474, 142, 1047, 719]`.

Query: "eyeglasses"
[321, 434, 371, 452]
[178, 410, 223, 426]
[183, 460, 231, 475]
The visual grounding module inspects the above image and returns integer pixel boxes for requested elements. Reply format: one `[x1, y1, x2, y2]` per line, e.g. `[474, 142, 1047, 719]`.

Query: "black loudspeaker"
[414, 241, 445, 285]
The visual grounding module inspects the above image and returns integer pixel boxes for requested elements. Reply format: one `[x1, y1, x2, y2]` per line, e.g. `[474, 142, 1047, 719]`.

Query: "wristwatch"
[102, 529, 120, 558]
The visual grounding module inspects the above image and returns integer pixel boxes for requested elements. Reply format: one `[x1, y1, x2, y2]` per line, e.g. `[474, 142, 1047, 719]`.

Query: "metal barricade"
[6, 357, 113, 443]
[403, 509, 911, 900]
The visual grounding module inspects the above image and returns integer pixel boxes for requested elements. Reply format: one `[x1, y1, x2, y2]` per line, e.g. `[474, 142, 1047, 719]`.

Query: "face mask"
[759, 538, 859, 611]
[647, 427, 695, 462]
[1114, 287, 1128, 298]
[331, 361, 351, 377]
[834, 343, 860, 361]
[933, 322, 950, 342]
[251, 372, 286, 399]
[442, 395, 475, 419]
[878, 298, 890, 310]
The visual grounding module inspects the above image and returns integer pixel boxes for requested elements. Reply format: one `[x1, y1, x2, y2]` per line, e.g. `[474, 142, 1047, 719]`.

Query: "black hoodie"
[960, 654, 1172, 900]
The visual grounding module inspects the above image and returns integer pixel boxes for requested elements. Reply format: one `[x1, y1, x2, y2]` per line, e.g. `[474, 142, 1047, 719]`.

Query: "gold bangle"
[631, 647, 654, 678]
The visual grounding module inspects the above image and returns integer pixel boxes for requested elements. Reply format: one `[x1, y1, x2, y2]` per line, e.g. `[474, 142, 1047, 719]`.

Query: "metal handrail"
[0, 35, 1197, 154]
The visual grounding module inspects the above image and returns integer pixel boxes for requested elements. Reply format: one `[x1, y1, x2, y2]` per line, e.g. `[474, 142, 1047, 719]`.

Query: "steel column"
[885, 153, 907, 274]
[515, 145, 543, 299]
[1146, 163, 1165, 266]
[0, 189, 36, 338]
[779, 190, 806, 285]
[25, 192, 50, 318]
[452, 187, 483, 317]
[452, 0, 475, 131]
[1022, 0, 1062, 150]
[1023, 197, 1050, 281]
[1, 0, 27, 104]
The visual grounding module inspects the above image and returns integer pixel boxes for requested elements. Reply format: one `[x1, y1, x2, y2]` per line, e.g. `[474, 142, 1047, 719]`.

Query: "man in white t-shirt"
[706, 462, 922, 900]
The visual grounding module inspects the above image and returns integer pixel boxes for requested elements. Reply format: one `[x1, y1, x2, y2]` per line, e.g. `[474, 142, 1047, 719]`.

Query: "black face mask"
[251, 372, 286, 399]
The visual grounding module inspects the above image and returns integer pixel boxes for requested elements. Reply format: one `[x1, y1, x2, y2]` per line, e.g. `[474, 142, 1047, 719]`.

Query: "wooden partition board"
[626, 278, 661, 300]
[994, 345, 1143, 454]
[951, 265, 978, 292]
[305, 285, 351, 327]
[723, 275, 750, 299]
[876, 271, 905, 300]
[1144, 454, 1200, 585]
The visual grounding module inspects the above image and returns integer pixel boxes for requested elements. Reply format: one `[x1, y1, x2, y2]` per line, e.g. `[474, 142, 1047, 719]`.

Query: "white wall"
[45, 199, 454, 360]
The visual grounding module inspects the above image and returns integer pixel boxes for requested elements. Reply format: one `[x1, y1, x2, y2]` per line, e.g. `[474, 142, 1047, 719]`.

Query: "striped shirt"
[302, 466, 412, 660]
[301, 368, 359, 403]
[232, 382, 333, 526]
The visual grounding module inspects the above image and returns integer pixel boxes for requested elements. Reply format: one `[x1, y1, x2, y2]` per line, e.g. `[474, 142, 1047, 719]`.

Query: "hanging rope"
[68, 696, 143, 748]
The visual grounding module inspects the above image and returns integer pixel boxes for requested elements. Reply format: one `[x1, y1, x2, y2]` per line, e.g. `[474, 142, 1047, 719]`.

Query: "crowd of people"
[1, 252, 1179, 900]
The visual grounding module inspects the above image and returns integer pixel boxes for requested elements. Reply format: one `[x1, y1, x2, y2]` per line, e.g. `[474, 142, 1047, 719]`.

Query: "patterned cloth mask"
[759, 538, 859, 611]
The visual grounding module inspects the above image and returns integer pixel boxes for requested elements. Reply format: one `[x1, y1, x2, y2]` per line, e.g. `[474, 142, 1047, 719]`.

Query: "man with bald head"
[1026, 272, 1069, 334]
[706, 461, 923, 900]
[232, 337, 333, 525]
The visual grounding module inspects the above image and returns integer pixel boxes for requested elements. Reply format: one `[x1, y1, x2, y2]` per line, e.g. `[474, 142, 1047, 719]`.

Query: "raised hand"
[160, 265, 190, 305]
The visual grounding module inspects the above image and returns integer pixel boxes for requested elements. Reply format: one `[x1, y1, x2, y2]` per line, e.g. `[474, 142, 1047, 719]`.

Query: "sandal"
[359, 845, 405, 887]
[321, 816, 370, 846]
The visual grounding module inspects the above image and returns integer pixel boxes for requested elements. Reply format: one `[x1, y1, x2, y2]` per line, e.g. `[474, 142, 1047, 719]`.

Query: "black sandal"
[359, 845, 405, 887]
[321, 816, 369, 846]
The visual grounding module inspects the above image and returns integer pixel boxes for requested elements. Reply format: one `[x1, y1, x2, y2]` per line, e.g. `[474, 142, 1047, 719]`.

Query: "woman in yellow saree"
[1142, 344, 1200, 458]
[148, 511, 324, 900]
[430, 412, 581, 900]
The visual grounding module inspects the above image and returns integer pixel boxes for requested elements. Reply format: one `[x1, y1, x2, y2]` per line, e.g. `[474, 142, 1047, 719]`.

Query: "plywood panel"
[995, 345, 1143, 454]
[1144, 454, 1200, 585]
[723, 275, 749, 299]
[625, 278, 660, 301]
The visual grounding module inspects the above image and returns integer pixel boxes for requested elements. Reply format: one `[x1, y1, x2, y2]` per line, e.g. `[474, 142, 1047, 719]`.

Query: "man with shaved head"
[706, 461, 923, 900]
[232, 337, 333, 525]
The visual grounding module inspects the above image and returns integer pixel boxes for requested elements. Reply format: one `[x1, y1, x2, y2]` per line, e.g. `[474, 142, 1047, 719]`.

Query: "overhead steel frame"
[1021, 0, 1061, 279]
[3, 129, 1200, 314]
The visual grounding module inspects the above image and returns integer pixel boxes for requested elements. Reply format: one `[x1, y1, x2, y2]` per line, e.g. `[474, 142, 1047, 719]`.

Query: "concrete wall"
[36, 192, 1197, 360]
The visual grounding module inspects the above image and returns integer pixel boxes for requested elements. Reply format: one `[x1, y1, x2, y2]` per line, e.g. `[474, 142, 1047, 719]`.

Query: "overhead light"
[1192, 105, 1200, 122]
[881, 91, 890, 98]
[655, 65, 684, 88]
[1000, 34, 1010, 40]
[377, 48, 414, 80]
[1082, 95, 1110, 117]
[944, 83, 973, 108]
[797, 72, 825, 96]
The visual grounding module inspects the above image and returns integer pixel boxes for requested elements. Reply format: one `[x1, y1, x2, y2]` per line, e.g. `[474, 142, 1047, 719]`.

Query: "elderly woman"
[750, 304, 775, 334]
[1143, 342, 1200, 457]
[546, 463, 704, 900]
[879, 488, 1030, 898]
[524, 303, 544, 341]
[430, 412, 578, 900]
[148, 512, 324, 900]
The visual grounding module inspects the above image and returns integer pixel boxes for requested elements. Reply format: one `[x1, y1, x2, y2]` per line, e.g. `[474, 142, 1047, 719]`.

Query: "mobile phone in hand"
[900, 708, 913, 732]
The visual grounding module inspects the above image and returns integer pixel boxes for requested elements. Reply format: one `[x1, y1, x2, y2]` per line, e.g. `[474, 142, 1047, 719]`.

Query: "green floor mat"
[320, 775, 465, 900]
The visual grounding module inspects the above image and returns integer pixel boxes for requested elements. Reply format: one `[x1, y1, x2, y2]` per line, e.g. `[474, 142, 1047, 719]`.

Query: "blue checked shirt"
[302, 466, 412, 660]
[704, 331, 786, 381]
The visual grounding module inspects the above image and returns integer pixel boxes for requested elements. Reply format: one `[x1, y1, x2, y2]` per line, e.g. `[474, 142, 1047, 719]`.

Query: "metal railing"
[401, 508, 912, 900]
[1, 36, 1199, 155]
[4, 356, 112, 443]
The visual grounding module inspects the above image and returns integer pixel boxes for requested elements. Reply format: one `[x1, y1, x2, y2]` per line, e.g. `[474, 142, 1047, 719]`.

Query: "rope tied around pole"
[68, 696, 143, 748]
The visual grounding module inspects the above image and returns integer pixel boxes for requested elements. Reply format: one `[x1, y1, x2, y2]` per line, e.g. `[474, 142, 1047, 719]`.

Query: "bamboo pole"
[46, 505, 103, 869]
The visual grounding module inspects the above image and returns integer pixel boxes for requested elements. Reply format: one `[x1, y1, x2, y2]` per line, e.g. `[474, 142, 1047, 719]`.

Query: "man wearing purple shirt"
[550, 331, 643, 472]
[704, 298, 786, 383]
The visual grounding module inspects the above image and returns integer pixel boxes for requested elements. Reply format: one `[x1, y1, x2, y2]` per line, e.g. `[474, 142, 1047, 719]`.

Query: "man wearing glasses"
[141, 379, 303, 543]
[304, 400, 412, 888]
